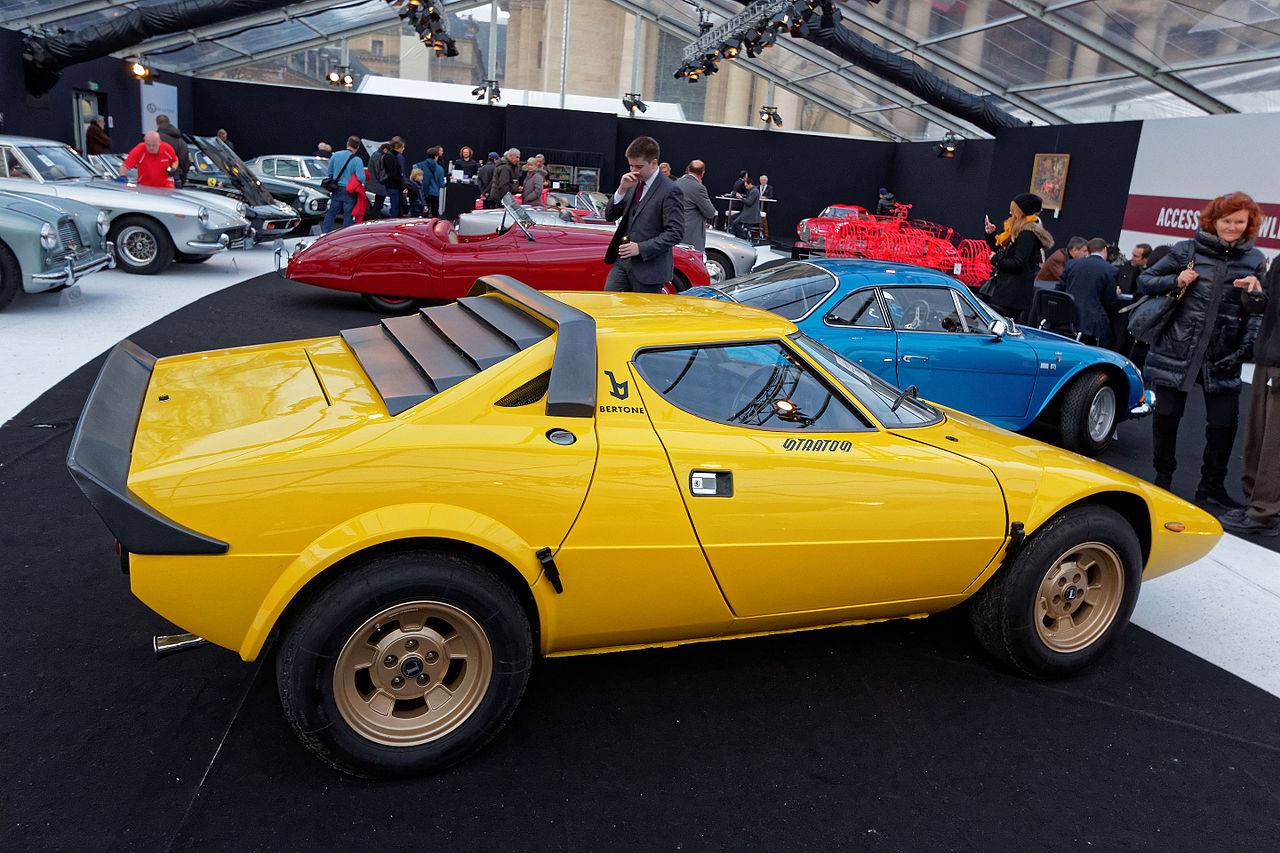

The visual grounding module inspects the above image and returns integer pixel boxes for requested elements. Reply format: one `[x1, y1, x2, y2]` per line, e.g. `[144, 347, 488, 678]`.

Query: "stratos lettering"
[782, 438, 853, 452]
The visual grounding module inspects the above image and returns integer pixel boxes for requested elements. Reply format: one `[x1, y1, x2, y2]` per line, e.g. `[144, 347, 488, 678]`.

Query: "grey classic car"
[456, 204, 759, 282]
[0, 135, 251, 274]
[0, 189, 112, 309]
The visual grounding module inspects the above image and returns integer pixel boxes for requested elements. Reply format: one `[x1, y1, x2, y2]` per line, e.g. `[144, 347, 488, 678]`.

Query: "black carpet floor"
[3, 274, 1278, 851]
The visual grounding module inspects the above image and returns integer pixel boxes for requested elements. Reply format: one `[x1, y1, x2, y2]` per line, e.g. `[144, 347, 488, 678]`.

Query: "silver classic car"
[455, 204, 759, 282]
[0, 135, 251, 274]
[0, 189, 112, 309]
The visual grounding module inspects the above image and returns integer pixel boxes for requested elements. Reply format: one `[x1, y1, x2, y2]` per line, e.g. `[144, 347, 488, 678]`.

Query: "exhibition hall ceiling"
[3, 0, 1279, 141]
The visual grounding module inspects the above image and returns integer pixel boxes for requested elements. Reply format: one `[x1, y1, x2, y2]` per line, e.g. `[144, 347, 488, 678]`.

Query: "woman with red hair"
[1138, 191, 1267, 506]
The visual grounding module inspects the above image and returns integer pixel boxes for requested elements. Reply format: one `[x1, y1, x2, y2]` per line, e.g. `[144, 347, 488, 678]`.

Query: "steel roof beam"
[999, 0, 1235, 114]
[117, 0, 342, 54]
[1, 0, 133, 29]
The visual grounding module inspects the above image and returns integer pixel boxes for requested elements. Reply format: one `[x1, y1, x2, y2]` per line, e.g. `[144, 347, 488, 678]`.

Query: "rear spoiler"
[66, 340, 229, 555]
[341, 275, 597, 417]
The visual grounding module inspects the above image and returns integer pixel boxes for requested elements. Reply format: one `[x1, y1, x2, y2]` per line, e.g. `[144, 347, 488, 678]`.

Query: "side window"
[259, 159, 276, 175]
[3, 148, 30, 179]
[275, 159, 301, 178]
[955, 291, 991, 334]
[635, 342, 871, 431]
[825, 289, 887, 328]
[882, 286, 964, 333]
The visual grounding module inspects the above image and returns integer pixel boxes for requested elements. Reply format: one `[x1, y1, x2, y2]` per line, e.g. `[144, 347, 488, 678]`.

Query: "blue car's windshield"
[791, 333, 942, 428]
[716, 261, 838, 321]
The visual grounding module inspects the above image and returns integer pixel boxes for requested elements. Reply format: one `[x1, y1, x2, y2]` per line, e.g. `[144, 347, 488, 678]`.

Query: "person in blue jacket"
[321, 135, 365, 233]
[415, 147, 445, 218]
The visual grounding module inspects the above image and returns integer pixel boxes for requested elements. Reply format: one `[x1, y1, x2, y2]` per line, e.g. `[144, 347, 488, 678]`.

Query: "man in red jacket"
[119, 132, 178, 188]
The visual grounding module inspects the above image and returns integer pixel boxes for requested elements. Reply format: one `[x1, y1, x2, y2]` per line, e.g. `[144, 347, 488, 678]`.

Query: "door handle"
[690, 471, 733, 497]
[902, 355, 929, 363]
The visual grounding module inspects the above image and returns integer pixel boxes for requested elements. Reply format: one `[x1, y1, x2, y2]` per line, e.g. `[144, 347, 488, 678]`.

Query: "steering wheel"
[902, 300, 932, 330]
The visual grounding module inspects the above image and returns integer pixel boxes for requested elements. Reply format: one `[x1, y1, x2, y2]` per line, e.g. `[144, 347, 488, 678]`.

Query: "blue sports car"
[685, 258, 1150, 455]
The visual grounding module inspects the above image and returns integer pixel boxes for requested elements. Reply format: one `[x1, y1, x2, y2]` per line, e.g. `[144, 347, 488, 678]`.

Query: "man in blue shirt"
[322, 136, 365, 233]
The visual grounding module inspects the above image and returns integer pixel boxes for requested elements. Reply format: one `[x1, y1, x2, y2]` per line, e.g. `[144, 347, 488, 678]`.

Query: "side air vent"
[496, 371, 550, 407]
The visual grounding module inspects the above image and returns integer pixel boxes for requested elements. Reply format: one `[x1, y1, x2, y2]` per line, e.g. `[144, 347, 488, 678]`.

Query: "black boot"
[1196, 425, 1244, 509]
[1151, 414, 1179, 491]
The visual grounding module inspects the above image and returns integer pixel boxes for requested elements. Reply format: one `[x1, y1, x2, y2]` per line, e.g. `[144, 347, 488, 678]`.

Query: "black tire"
[173, 252, 213, 264]
[108, 215, 174, 274]
[670, 270, 692, 293]
[0, 240, 20, 310]
[361, 292, 425, 314]
[968, 505, 1142, 678]
[1057, 370, 1119, 455]
[276, 551, 532, 778]
[706, 250, 734, 282]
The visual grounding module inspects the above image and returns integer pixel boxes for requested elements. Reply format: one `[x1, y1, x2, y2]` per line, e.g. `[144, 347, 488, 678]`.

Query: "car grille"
[57, 217, 90, 259]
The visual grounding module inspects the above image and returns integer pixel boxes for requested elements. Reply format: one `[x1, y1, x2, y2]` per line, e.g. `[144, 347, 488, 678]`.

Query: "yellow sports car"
[68, 276, 1220, 778]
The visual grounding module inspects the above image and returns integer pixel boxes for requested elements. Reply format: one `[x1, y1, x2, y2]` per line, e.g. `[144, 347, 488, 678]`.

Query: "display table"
[442, 182, 482, 220]
[714, 194, 776, 233]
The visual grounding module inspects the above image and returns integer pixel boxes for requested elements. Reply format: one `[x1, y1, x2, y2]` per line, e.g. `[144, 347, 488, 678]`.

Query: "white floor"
[4, 241, 1278, 699]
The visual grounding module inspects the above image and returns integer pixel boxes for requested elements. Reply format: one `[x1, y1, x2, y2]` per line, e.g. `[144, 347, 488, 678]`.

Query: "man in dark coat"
[1036, 236, 1088, 283]
[85, 116, 112, 154]
[1059, 237, 1121, 346]
[730, 176, 761, 239]
[477, 152, 499, 203]
[153, 115, 189, 187]
[675, 160, 716, 255]
[488, 149, 521, 207]
[875, 187, 896, 216]
[603, 136, 684, 293]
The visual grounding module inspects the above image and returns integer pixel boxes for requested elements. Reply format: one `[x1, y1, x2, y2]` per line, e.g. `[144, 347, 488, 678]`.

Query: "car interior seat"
[1027, 288, 1080, 338]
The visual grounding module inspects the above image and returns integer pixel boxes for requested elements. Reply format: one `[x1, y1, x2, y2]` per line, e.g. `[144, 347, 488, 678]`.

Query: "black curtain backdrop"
[1, 28, 1147, 253]
[611, 119, 896, 243]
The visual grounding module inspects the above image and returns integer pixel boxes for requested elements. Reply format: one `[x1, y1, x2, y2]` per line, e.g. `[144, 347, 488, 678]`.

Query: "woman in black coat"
[1138, 191, 1266, 505]
[981, 193, 1055, 322]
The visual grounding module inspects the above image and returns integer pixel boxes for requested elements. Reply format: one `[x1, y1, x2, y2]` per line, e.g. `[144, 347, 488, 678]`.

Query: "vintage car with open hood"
[0, 135, 250, 274]
[68, 276, 1219, 778]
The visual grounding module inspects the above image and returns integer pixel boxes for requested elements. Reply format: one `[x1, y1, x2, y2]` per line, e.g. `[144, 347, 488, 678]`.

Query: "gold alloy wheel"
[333, 600, 493, 746]
[1034, 541, 1125, 653]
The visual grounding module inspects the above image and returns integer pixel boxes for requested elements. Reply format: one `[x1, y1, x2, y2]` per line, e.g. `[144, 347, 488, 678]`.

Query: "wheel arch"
[1024, 490, 1152, 567]
[239, 505, 547, 661]
[1031, 362, 1130, 423]
[705, 248, 734, 279]
[109, 210, 174, 241]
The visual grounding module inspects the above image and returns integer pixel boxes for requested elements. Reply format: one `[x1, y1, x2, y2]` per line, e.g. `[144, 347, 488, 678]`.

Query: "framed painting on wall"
[1030, 153, 1070, 211]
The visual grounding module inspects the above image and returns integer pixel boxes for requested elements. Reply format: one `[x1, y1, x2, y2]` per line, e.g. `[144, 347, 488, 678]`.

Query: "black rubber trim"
[467, 276, 596, 418]
[65, 340, 229, 555]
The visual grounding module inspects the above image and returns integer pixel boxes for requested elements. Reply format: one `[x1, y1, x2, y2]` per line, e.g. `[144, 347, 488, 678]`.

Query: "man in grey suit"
[676, 160, 716, 257]
[604, 136, 684, 293]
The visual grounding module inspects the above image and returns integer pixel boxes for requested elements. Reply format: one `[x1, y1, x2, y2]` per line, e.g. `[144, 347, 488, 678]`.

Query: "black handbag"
[320, 152, 351, 192]
[1125, 245, 1194, 345]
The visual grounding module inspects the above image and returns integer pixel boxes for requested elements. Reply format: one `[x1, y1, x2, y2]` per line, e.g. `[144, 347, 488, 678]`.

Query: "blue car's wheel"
[1058, 370, 1117, 456]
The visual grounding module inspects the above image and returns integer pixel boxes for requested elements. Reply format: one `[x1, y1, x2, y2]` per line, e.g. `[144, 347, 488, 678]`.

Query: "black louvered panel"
[421, 303, 519, 370]
[380, 314, 479, 392]
[456, 296, 553, 349]
[340, 325, 437, 415]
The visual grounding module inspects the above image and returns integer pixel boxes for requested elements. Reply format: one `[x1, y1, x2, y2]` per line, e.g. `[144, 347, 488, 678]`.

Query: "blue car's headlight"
[40, 222, 58, 250]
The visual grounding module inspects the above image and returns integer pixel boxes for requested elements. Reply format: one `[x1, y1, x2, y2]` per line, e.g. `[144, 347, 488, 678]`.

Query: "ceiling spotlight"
[759, 105, 782, 127]
[622, 93, 647, 115]
[433, 34, 458, 57]
[936, 131, 962, 158]
[473, 80, 500, 103]
[128, 59, 151, 79]
[327, 66, 353, 88]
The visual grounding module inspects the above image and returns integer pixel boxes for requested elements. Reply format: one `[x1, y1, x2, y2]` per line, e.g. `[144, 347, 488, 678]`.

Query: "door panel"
[632, 364, 1007, 617]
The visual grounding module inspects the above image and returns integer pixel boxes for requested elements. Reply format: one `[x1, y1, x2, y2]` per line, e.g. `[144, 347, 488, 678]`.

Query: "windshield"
[193, 136, 275, 207]
[820, 206, 863, 219]
[190, 149, 225, 176]
[791, 334, 942, 427]
[18, 145, 98, 181]
[715, 262, 838, 321]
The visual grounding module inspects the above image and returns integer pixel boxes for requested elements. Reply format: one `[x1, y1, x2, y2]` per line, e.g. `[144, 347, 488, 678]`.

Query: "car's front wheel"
[1058, 370, 1118, 455]
[276, 551, 533, 778]
[0, 241, 20, 310]
[670, 270, 692, 292]
[173, 252, 213, 264]
[108, 215, 174, 274]
[361, 292, 425, 314]
[706, 250, 734, 283]
[968, 505, 1142, 677]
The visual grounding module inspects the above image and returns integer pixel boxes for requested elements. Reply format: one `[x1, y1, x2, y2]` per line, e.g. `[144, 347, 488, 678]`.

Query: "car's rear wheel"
[361, 292, 425, 314]
[1058, 370, 1118, 456]
[108, 215, 174, 275]
[173, 252, 213, 264]
[968, 505, 1141, 677]
[670, 270, 692, 293]
[0, 241, 20, 310]
[706, 250, 733, 282]
[276, 551, 532, 778]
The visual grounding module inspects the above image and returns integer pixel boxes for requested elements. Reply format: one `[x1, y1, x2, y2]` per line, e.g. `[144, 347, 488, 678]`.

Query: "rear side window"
[635, 342, 871, 431]
[825, 289, 888, 328]
[715, 262, 837, 321]
[275, 159, 301, 178]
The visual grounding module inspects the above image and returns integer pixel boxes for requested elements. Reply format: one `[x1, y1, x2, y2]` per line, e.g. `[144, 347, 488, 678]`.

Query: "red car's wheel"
[362, 293, 425, 314]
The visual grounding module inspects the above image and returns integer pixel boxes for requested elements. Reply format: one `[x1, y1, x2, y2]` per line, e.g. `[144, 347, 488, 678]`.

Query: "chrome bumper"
[32, 249, 114, 287]
[1129, 389, 1156, 418]
[275, 239, 308, 277]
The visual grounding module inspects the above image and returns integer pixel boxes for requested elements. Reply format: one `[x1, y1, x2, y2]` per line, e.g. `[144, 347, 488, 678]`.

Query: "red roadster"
[285, 212, 710, 313]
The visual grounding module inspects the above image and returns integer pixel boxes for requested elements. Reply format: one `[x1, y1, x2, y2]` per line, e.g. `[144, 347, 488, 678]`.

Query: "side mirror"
[990, 318, 1008, 339]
